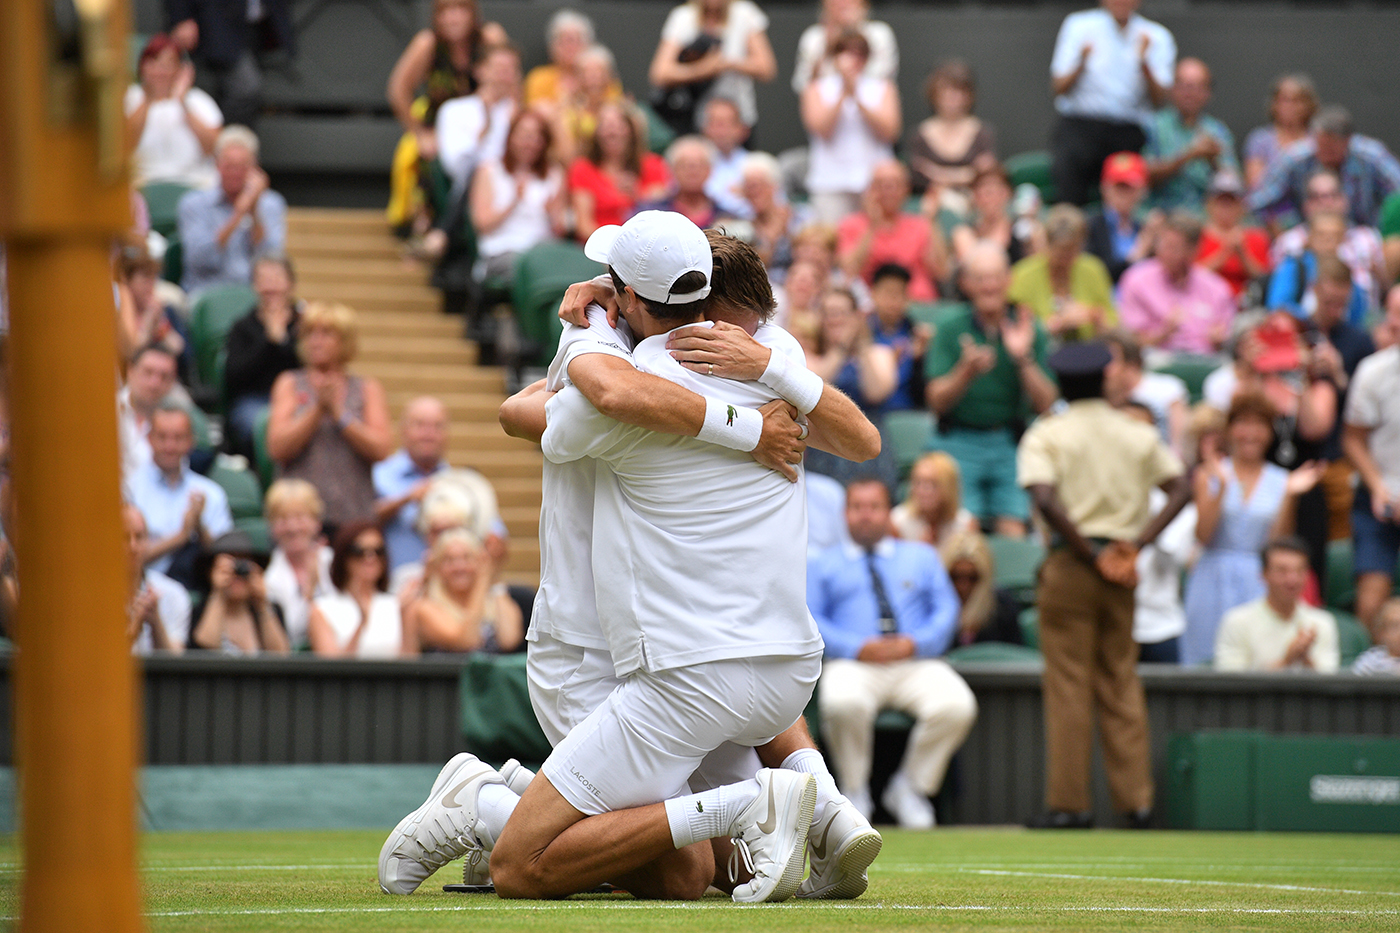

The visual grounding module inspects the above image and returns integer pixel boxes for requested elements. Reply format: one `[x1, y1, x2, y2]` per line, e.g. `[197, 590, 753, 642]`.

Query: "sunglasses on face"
[348, 544, 386, 559]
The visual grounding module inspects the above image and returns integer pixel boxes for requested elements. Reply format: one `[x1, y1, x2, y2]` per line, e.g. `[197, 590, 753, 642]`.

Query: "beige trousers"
[818, 657, 978, 797]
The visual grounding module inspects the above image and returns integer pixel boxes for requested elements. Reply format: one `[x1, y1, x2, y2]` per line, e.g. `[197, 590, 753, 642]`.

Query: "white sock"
[664, 778, 760, 848]
[782, 748, 845, 814]
[475, 783, 520, 850]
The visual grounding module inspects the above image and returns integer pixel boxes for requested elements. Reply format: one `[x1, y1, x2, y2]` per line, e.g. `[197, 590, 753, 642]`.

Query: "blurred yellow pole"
[0, 2, 144, 932]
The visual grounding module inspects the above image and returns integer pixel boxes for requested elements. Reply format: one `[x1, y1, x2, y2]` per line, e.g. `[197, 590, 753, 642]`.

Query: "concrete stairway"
[285, 208, 542, 586]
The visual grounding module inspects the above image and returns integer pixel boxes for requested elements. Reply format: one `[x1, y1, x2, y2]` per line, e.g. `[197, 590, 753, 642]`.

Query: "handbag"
[649, 33, 722, 135]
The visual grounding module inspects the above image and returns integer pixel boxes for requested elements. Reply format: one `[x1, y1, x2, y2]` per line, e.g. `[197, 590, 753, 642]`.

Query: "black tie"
[865, 549, 898, 635]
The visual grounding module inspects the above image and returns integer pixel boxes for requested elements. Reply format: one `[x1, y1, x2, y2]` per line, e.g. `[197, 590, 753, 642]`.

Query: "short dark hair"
[131, 341, 178, 368]
[845, 473, 892, 507]
[1261, 535, 1311, 571]
[1227, 391, 1277, 429]
[831, 29, 870, 60]
[1314, 254, 1354, 288]
[608, 267, 709, 321]
[329, 520, 389, 592]
[1102, 329, 1143, 368]
[871, 263, 911, 287]
[704, 230, 776, 322]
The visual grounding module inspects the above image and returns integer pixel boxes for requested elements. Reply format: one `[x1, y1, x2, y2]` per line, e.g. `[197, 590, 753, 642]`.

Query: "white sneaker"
[499, 758, 535, 796]
[797, 798, 883, 899]
[729, 769, 817, 904]
[881, 770, 935, 829]
[378, 753, 505, 894]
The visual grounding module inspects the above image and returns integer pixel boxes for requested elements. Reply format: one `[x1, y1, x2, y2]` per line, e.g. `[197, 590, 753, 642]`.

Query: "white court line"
[879, 861, 1400, 875]
[136, 904, 1400, 919]
[958, 868, 1400, 898]
[3, 903, 1399, 922]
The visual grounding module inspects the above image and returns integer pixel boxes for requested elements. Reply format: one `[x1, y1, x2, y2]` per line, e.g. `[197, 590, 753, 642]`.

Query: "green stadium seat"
[987, 534, 1045, 604]
[190, 284, 258, 408]
[251, 406, 276, 490]
[161, 235, 183, 286]
[208, 462, 264, 521]
[141, 183, 191, 239]
[884, 410, 935, 479]
[1004, 150, 1056, 205]
[233, 517, 272, 555]
[636, 101, 677, 155]
[1332, 609, 1372, 668]
[1325, 539, 1355, 611]
[511, 241, 603, 366]
[945, 641, 1042, 663]
[1019, 606, 1040, 650]
[1150, 355, 1221, 405]
[185, 403, 214, 452]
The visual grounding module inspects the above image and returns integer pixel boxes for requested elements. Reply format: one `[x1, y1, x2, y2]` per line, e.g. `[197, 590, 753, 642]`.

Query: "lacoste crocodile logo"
[726, 405, 736, 427]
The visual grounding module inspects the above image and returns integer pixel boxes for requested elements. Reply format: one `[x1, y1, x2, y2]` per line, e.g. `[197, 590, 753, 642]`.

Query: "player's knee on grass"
[613, 842, 714, 900]
[707, 837, 747, 895]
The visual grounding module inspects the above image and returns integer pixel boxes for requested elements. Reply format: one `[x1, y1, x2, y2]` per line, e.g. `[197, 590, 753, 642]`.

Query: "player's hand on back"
[753, 399, 804, 482]
[667, 321, 773, 381]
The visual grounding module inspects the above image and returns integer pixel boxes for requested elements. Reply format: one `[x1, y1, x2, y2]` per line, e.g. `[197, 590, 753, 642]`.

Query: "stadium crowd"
[1, 0, 1399, 836]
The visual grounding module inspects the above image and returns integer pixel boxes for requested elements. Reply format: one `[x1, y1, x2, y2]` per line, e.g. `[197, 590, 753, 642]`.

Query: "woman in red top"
[568, 101, 672, 240]
[1197, 172, 1270, 301]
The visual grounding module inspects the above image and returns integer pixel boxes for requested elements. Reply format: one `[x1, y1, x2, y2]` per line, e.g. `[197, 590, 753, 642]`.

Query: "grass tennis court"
[4, 827, 1398, 931]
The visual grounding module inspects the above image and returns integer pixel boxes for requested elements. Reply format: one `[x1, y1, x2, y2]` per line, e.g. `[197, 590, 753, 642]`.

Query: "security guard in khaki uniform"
[1017, 342, 1190, 828]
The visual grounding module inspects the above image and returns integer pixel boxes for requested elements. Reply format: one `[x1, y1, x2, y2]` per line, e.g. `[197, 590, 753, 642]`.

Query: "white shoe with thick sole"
[797, 798, 883, 899]
[729, 769, 817, 904]
[378, 753, 505, 894]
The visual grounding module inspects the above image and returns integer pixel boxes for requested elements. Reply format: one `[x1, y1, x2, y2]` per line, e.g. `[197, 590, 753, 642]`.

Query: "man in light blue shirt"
[177, 125, 287, 296]
[807, 476, 976, 828]
[373, 397, 450, 572]
[127, 405, 233, 588]
[1049, 0, 1176, 205]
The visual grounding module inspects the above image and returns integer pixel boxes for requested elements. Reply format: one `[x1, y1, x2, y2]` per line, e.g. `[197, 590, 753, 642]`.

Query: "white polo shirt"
[1344, 346, 1400, 493]
[529, 305, 636, 652]
[541, 321, 822, 677]
[1051, 8, 1176, 127]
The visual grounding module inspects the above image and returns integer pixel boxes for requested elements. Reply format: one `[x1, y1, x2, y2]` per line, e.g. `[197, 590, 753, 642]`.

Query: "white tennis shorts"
[541, 652, 821, 816]
[527, 630, 621, 748]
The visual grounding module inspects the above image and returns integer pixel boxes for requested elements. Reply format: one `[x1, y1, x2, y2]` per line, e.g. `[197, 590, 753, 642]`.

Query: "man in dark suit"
[167, 0, 296, 127]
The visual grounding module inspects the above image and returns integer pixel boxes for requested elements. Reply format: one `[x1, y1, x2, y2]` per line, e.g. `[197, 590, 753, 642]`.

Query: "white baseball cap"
[583, 211, 712, 305]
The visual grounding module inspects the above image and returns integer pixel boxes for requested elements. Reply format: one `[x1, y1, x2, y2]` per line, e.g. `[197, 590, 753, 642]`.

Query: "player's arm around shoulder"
[541, 386, 622, 464]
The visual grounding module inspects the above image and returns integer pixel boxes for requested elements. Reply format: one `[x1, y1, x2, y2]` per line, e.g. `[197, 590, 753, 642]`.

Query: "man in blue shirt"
[373, 396, 450, 572]
[176, 125, 287, 296]
[807, 476, 977, 828]
[127, 405, 233, 588]
[1248, 106, 1400, 230]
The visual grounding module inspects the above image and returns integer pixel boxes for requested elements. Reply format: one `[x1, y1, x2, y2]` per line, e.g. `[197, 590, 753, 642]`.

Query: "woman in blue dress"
[1181, 392, 1290, 666]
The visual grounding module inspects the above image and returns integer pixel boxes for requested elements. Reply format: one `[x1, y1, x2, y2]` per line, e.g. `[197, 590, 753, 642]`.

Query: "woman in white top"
[262, 478, 334, 650]
[309, 522, 418, 659]
[800, 29, 900, 225]
[408, 529, 522, 653]
[791, 0, 898, 93]
[470, 109, 567, 282]
[890, 452, 978, 555]
[649, 0, 777, 132]
[124, 34, 223, 188]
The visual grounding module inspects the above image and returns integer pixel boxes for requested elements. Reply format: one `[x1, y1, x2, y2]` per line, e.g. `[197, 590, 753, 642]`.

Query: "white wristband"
[759, 349, 824, 415]
[696, 396, 763, 452]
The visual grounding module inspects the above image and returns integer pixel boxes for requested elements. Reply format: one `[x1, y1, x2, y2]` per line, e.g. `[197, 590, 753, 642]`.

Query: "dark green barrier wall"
[4, 655, 1399, 827]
